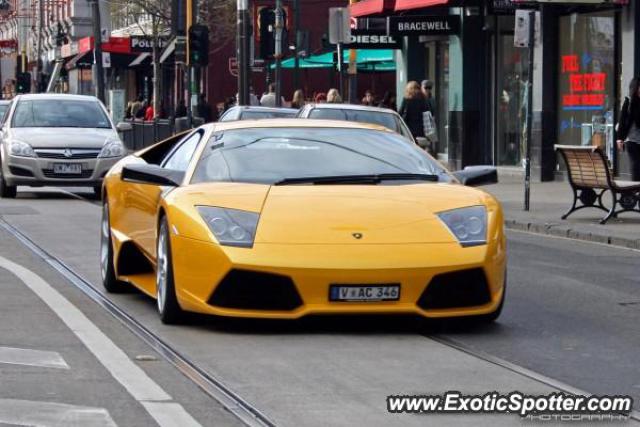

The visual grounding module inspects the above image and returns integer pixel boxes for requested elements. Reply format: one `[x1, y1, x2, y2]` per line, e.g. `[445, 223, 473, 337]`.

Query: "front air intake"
[417, 268, 491, 310]
[208, 269, 303, 311]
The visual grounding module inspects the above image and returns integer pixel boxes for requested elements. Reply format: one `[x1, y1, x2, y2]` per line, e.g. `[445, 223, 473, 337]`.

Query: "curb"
[504, 219, 640, 250]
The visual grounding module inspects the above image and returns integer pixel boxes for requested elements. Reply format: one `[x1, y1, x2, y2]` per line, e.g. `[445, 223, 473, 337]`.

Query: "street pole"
[524, 11, 535, 211]
[347, 0, 357, 104]
[35, 0, 43, 91]
[186, 0, 193, 126]
[293, 0, 299, 91]
[237, 0, 249, 105]
[91, 0, 105, 103]
[274, 1, 283, 107]
[336, 43, 344, 98]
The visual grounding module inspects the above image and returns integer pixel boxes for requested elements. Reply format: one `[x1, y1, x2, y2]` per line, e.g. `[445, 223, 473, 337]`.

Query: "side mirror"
[121, 164, 184, 187]
[452, 166, 498, 187]
[116, 122, 133, 132]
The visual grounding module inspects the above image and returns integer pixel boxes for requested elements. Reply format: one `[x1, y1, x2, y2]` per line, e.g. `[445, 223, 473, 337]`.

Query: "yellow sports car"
[101, 119, 505, 324]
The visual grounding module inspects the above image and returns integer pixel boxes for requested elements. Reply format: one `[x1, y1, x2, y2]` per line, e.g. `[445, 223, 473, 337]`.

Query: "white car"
[297, 103, 415, 142]
[0, 94, 130, 198]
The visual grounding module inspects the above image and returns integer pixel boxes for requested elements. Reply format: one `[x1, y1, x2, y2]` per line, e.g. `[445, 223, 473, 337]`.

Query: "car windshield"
[191, 127, 450, 185]
[308, 108, 402, 134]
[241, 110, 297, 120]
[12, 99, 111, 128]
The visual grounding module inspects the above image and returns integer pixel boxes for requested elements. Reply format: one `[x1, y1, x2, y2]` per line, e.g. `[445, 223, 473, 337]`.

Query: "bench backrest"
[554, 145, 612, 189]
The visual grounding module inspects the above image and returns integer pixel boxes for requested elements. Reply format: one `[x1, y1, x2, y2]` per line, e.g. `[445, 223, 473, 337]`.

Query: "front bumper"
[2, 154, 121, 187]
[169, 236, 507, 319]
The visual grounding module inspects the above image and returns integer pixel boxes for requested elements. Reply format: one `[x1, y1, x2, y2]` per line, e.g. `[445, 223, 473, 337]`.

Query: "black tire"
[156, 218, 184, 324]
[0, 166, 17, 198]
[100, 201, 127, 293]
[93, 185, 103, 200]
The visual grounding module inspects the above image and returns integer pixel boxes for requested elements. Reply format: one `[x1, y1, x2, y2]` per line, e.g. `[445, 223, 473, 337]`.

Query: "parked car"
[219, 106, 298, 122]
[297, 103, 415, 142]
[0, 94, 130, 198]
[100, 119, 503, 324]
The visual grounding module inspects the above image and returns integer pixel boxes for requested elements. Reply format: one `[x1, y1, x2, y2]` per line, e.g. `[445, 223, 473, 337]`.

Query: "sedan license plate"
[53, 163, 82, 174]
[329, 285, 400, 302]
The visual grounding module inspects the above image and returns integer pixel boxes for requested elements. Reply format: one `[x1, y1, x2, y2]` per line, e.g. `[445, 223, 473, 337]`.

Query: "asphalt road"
[0, 187, 638, 426]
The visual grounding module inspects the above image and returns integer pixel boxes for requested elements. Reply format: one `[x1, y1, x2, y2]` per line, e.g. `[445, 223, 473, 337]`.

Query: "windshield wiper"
[274, 173, 439, 186]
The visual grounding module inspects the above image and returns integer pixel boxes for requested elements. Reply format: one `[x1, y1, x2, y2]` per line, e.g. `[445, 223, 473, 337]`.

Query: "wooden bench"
[555, 145, 640, 224]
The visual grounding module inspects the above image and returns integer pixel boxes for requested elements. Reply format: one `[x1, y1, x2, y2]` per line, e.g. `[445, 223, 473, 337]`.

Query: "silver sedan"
[0, 94, 129, 198]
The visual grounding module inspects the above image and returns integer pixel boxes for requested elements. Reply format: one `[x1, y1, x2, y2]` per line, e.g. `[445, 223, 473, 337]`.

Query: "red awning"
[350, 0, 394, 18]
[394, 0, 448, 12]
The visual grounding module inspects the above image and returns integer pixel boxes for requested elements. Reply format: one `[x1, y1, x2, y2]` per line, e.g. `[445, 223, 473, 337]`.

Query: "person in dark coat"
[196, 93, 216, 123]
[617, 76, 640, 181]
[175, 100, 187, 118]
[378, 91, 396, 111]
[398, 81, 430, 138]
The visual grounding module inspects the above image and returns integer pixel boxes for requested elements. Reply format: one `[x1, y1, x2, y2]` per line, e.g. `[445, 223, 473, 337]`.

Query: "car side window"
[161, 130, 203, 171]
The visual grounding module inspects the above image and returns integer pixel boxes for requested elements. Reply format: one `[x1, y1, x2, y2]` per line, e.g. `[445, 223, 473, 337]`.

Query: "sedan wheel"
[0, 167, 16, 198]
[156, 218, 184, 324]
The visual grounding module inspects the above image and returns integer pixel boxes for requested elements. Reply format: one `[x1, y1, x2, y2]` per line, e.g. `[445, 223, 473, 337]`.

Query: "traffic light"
[16, 72, 31, 94]
[189, 24, 209, 66]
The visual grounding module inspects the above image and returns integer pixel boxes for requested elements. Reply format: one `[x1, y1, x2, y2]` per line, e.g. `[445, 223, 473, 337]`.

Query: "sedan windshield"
[308, 108, 406, 136]
[191, 127, 450, 185]
[241, 110, 297, 120]
[12, 99, 111, 128]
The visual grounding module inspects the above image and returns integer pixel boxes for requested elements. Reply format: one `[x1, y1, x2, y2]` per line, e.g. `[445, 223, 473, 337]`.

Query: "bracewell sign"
[388, 16, 460, 36]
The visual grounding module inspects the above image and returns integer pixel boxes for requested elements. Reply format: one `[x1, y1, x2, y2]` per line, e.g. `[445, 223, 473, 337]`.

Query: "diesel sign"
[388, 16, 460, 36]
[346, 33, 400, 49]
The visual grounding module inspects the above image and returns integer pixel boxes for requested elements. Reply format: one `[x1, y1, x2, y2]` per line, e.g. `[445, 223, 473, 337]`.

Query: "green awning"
[272, 49, 395, 71]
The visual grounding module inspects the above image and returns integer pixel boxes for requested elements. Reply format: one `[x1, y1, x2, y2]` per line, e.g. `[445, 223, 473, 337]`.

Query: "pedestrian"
[616, 76, 640, 181]
[144, 100, 155, 121]
[135, 100, 147, 119]
[291, 89, 305, 109]
[260, 83, 286, 107]
[125, 101, 133, 119]
[175, 99, 187, 117]
[131, 95, 143, 118]
[361, 90, 375, 106]
[197, 93, 216, 123]
[314, 92, 327, 104]
[421, 80, 436, 118]
[378, 91, 396, 111]
[327, 88, 342, 103]
[398, 81, 430, 139]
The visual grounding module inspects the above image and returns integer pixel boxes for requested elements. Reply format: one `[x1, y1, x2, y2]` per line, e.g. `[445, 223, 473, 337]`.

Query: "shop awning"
[272, 49, 395, 71]
[394, 0, 448, 11]
[350, 0, 395, 17]
[129, 52, 151, 66]
[65, 51, 93, 70]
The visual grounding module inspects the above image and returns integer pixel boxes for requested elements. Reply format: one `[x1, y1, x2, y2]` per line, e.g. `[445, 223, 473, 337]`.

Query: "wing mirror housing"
[121, 164, 184, 187]
[452, 166, 498, 187]
[116, 122, 133, 132]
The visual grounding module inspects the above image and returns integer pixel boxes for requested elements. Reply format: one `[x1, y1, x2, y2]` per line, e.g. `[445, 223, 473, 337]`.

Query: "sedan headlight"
[9, 140, 35, 157]
[437, 206, 487, 247]
[197, 206, 259, 248]
[98, 140, 126, 158]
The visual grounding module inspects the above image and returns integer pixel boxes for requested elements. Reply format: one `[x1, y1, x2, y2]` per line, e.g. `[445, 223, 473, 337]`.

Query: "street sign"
[329, 8, 351, 44]
[229, 57, 239, 77]
[514, 10, 540, 47]
[102, 52, 111, 68]
[387, 16, 460, 36]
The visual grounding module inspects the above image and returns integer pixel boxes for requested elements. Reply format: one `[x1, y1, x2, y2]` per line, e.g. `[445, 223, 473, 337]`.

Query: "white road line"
[0, 257, 202, 427]
[0, 398, 117, 427]
[0, 346, 69, 369]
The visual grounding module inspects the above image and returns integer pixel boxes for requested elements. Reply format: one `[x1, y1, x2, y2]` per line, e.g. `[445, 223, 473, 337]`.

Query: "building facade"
[352, 0, 634, 180]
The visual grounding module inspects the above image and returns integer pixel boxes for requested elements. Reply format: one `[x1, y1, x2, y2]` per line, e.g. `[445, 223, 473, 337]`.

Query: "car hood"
[9, 127, 118, 149]
[177, 182, 496, 245]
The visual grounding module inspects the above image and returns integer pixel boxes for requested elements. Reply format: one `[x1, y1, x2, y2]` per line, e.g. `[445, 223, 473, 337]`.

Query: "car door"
[135, 129, 205, 258]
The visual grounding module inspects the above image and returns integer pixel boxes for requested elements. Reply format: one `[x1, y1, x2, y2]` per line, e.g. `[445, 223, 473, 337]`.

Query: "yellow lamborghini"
[100, 119, 506, 324]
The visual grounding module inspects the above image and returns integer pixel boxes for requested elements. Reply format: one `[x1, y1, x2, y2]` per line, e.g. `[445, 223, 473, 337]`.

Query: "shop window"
[557, 11, 615, 158]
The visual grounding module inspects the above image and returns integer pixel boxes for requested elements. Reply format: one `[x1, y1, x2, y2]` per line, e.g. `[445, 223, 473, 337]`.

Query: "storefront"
[351, 0, 631, 179]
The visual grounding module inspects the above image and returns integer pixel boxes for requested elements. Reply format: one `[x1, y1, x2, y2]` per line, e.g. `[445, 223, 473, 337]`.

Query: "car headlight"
[98, 140, 126, 158]
[437, 206, 487, 247]
[197, 206, 259, 248]
[9, 140, 35, 157]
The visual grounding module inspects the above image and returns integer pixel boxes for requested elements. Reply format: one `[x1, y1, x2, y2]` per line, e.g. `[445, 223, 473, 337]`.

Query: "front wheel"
[100, 201, 127, 293]
[156, 218, 184, 324]
[0, 167, 16, 198]
[473, 273, 506, 324]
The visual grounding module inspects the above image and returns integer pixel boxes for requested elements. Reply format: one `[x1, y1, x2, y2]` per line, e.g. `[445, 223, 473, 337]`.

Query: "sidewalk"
[482, 177, 640, 250]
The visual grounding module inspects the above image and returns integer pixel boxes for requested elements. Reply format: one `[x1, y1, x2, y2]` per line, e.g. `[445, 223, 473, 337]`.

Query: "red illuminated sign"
[561, 54, 607, 111]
